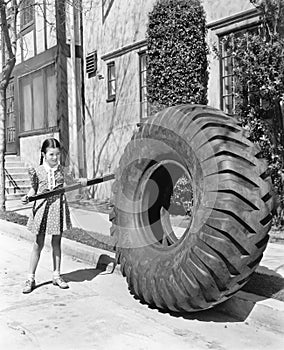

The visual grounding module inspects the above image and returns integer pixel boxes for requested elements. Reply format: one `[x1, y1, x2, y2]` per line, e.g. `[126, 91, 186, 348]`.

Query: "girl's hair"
[40, 138, 61, 165]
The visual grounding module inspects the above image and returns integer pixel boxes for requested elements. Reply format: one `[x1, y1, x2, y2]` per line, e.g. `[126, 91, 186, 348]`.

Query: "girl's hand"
[21, 195, 29, 205]
[78, 178, 88, 187]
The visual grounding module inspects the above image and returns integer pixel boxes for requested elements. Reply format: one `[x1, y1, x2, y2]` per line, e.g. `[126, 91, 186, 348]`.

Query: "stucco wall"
[82, 0, 154, 199]
[202, 0, 254, 23]
[82, 0, 260, 200]
[20, 132, 60, 168]
[83, 0, 154, 55]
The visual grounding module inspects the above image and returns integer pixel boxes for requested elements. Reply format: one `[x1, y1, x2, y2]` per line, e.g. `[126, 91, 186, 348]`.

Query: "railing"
[4, 169, 21, 194]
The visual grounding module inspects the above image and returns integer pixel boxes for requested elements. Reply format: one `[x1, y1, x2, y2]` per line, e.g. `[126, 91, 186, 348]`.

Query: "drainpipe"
[69, 2, 79, 177]
[79, 6, 87, 177]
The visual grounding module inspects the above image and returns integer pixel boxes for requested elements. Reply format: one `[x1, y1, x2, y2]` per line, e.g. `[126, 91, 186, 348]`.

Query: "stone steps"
[5, 155, 30, 201]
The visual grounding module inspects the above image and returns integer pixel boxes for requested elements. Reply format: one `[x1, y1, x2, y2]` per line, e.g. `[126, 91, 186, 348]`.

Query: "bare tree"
[0, 0, 80, 211]
[0, 0, 18, 211]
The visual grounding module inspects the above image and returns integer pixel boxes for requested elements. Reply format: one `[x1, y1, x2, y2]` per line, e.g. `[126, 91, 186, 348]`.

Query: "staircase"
[4, 155, 31, 201]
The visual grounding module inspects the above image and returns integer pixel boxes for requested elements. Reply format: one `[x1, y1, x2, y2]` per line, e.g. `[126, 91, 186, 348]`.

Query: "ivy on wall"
[215, 0, 284, 226]
[146, 0, 208, 113]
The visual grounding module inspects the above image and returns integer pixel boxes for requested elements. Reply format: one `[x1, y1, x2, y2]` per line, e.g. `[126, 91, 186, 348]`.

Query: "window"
[219, 26, 258, 115]
[6, 80, 15, 144]
[19, 64, 57, 132]
[20, 0, 34, 30]
[107, 61, 116, 102]
[139, 52, 148, 120]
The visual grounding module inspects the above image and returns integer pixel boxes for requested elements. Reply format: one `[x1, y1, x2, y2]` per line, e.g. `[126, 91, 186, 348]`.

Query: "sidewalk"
[1, 234, 283, 350]
[5, 199, 284, 279]
[1, 200, 284, 333]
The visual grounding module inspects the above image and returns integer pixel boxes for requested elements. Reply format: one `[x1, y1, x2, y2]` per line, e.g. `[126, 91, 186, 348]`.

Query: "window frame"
[18, 63, 57, 135]
[139, 51, 148, 120]
[218, 24, 259, 115]
[106, 61, 116, 102]
[20, 0, 35, 33]
[6, 79, 15, 144]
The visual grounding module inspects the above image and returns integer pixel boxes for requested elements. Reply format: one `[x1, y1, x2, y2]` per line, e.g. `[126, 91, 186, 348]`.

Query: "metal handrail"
[4, 169, 21, 192]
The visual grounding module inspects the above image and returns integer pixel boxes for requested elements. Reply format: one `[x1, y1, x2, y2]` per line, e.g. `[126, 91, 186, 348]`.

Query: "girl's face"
[43, 147, 60, 168]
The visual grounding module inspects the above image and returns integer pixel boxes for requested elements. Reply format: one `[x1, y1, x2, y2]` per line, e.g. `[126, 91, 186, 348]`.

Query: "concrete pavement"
[5, 199, 284, 279]
[3, 199, 284, 328]
[0, 232, 284, 350]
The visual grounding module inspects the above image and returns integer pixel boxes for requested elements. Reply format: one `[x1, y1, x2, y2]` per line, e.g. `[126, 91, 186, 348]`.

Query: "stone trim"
[207, 8, 261, 34]
[101, 39, 147, 61]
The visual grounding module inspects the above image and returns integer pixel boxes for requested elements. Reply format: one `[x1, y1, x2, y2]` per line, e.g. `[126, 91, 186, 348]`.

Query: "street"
[0, 232, 283, 350]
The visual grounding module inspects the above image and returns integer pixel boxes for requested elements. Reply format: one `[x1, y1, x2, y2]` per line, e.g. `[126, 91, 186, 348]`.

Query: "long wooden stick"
[27, 173, 115, 203]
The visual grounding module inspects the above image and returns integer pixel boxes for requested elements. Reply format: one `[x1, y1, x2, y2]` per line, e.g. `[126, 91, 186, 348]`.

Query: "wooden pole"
[27, 173, 115, 202]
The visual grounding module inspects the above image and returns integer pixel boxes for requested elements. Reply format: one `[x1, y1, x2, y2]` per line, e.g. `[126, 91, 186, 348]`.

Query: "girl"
[22, 138, 87, 293]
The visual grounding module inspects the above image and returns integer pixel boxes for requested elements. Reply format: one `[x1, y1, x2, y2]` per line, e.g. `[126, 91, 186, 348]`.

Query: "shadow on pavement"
[34, 280, 53, 290]
[61, 255, 117, 282]
[131, 292, 258, 323]
[95, 254, 117, 274]
[62, 268, 102, 282]
[241, 270, 284, 300]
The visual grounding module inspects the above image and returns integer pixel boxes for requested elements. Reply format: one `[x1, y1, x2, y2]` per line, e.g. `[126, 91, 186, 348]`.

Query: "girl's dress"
[27, 164, 72, 236]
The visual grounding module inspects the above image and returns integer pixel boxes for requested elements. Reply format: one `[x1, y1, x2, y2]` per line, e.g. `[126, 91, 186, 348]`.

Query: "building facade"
[81, 0, 262, 198]
[1, 0, 85, 177]
[2, 0, 278, 199]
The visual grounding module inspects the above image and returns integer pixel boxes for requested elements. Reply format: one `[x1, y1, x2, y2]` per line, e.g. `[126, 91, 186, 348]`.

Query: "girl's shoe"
[52, 276, 69, 289]
[23, 279, 36, 294]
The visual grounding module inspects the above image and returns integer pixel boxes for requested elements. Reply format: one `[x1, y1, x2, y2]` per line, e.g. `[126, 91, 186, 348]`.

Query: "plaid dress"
[27, 164, 72, 236]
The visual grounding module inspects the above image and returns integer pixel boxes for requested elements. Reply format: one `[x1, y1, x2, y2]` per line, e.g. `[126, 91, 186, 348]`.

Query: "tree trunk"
[0, 0, 17, 212]
[0, 89, 6, 211]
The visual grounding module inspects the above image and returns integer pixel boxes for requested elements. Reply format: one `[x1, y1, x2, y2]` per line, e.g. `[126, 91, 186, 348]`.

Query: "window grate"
[86, 51, 97, 78]
[219, 26, 259, 115]
[139, 52, 148, 120]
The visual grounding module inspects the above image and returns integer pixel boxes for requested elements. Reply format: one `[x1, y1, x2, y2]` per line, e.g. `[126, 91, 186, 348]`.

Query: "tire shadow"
[131, 292, 258, 323]
[151, 299, 254, 323]
[129, 267, 284, 323]
[61, 268, 102, 282]
[61, 255, 117, 282]
[241, 270, 284, 298]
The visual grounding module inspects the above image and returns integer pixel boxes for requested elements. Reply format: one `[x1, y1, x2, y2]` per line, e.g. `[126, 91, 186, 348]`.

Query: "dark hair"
[40, 138, 61, 165]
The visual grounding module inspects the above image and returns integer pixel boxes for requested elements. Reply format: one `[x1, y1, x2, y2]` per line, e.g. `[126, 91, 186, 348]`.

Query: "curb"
[0, 219, 116, 270]
[215, 291, 284, 333]
[0, 218, 283, 332]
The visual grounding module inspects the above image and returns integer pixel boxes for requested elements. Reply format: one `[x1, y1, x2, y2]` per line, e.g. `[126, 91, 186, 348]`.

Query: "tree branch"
[0, 0, 15, 59]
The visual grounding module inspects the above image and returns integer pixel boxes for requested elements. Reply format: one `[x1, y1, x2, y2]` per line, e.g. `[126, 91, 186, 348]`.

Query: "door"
[5, 79, 17, 154]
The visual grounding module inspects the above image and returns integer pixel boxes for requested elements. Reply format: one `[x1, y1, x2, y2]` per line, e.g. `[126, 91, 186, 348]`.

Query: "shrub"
[146, 0, 208, 113]
[169, 175, 193, 215]
[146, 0, 208, 214]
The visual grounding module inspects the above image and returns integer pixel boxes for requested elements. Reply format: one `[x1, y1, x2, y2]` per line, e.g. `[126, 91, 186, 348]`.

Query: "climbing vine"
[215, 0, 284, 226]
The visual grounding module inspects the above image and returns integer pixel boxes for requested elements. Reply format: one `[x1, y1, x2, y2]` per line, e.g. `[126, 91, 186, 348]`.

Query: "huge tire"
[110, 105, 275, 312]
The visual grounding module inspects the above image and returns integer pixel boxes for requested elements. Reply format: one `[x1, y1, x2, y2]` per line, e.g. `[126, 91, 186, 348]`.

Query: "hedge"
[146, 0, 208, 113]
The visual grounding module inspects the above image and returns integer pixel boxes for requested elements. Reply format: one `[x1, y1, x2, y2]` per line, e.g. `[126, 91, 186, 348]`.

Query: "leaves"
[212, 1, 284, 226]
[146, 0, 208, 112]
